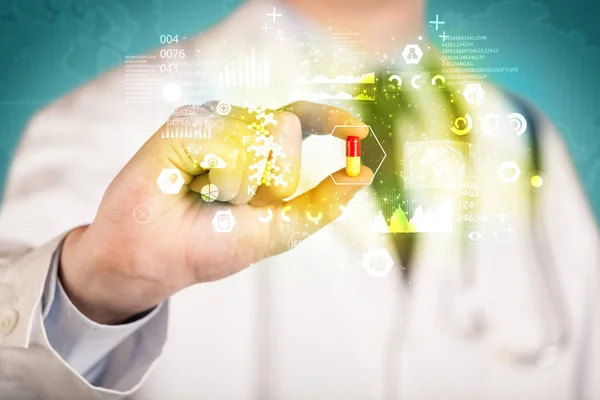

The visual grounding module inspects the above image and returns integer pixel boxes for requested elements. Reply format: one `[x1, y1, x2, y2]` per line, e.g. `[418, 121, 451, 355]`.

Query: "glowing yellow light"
[530, 175, 543, 188]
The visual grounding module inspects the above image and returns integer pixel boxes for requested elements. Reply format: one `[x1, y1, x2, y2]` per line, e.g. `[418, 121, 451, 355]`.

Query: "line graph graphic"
[296, 72, 375, 84]
[291, 87, 375, 101]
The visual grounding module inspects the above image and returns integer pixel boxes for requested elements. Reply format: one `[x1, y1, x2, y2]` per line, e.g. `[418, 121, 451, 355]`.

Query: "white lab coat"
[0, 0, 599, 399]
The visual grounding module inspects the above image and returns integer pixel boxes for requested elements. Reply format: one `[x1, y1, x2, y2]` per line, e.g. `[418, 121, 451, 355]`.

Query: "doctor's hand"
[59, 101, 372, 324]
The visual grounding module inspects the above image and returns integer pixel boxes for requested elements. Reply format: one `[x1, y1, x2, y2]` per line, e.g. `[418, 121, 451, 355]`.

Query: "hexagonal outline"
[289, 32, 314, 56]
[288, 231, 309, 250]
[206, 113, 225, 135]
[462, 83, 486, 105]
[329, 125, 386, 186]
[216, 101, 232, 116]
[498, 161, 521, 183]
[212, 210, 236, 233]
[401, 44, 424, 64]
[156, 168, 185, 195]
[480, 112, 501, 136]
[362, 248, 394, 278]
[464, 225, 484, 246]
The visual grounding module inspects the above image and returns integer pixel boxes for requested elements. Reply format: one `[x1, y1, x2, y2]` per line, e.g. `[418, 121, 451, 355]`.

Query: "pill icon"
[346, 136, 361, 177]
[163, 173, 179, 189]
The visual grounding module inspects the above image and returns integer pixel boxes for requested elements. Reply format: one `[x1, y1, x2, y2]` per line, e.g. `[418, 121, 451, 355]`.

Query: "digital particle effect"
[245, 105, 287, 187]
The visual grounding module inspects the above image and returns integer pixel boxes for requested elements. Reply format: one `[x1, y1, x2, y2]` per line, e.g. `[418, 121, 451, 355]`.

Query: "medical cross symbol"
[439, 31, 450, 42]
[261, 23, 272, 34]
[495, 208, 510, 225]
[429, 14, 445, 31]
[133, 204, 152, 224]
[266, 7, 282, 23]
[503, 224, 515, 237]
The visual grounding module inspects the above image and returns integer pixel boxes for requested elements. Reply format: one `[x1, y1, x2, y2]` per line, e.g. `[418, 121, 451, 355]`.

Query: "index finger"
[279, 101, 370, 140]
[204, 100, 370, 140]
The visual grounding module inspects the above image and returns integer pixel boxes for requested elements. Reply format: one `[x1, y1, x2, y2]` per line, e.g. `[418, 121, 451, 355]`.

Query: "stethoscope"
[376, 87, 573, 398]
[290, 75, 572, 399]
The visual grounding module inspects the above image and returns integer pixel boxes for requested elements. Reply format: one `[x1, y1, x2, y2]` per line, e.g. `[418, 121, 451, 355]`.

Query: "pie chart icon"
[200, 184, 219, 202]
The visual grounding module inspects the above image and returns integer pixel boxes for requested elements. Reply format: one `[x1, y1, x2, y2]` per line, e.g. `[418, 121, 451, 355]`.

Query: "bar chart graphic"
[162, 119, 215, 139]
[217, 48, 270, 87]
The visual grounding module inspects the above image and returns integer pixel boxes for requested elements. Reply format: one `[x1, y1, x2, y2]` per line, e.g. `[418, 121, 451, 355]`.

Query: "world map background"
[0, 0, 598, 223]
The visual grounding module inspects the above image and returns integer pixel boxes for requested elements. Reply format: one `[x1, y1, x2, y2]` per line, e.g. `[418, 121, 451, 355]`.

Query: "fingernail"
[344, 118, 365, 126]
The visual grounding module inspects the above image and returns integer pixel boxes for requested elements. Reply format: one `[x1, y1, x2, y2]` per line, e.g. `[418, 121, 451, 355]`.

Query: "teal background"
[0, 0, 598, 221]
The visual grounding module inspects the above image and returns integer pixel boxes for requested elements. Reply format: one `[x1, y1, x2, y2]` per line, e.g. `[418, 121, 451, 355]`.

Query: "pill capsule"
[346, 136, 361, 177]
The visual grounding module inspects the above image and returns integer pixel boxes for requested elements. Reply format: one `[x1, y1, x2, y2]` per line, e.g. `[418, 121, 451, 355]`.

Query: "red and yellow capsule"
[345, 136, 361, 177]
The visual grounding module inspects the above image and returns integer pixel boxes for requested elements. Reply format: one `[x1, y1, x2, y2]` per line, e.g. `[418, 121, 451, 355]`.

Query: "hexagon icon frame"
[288, 232, 309, 250]
[290, 33, 314, 56]
[463, 83, 486, 105]
[362, 248, 395, 278]
[212, 210, 236, 233]
[329, 125, 386, 186]
[156, 168, 185, 195]
[401, 44, 424, 65]
[498, 161, 521, 183]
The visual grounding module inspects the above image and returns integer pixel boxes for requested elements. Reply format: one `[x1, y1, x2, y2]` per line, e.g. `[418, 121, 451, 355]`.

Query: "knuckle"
[274, 111, 301, 128]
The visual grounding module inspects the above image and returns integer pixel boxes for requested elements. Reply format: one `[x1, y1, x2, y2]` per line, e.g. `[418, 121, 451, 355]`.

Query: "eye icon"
[465, 228, 483, 245]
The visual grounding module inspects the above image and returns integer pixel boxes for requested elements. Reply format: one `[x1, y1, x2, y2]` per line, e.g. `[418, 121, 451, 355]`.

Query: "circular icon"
[200, 184, 219, 202]
[431, 74, 446, 87]
[216, 101, 231, 116]
[481, 113, 500, 135]
[451, 114, 473, 136]
[258, 208, 273, 223]
[388, 74, 402, 89]
[133, 204, 153, 224]
[508, 112, 527, 136]
[207, 114, 224, 134]
[410, 75, 421, 89]
[200, 153, 227, 169]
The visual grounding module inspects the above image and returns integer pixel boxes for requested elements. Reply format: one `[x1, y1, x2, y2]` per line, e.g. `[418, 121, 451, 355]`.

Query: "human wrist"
[59, 226, 161, 325]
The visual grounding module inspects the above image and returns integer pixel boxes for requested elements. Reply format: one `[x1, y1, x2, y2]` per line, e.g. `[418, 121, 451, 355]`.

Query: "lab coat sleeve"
[42, 239, 168, 388]
[0, 30, 208, 397]
[0, 55, 180, 397]
[0, 236, 170, 399]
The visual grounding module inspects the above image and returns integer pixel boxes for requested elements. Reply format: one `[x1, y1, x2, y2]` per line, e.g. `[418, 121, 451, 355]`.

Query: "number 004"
[160, 34, 179, 44]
